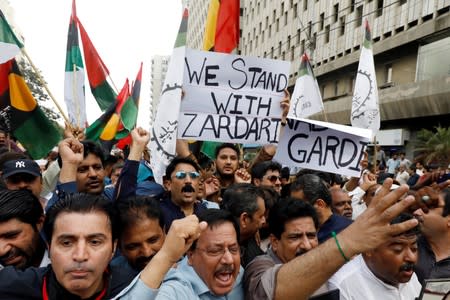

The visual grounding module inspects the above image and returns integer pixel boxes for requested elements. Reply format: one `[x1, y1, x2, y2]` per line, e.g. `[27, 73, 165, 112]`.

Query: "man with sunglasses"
[161, 157, 206, 231]
[251, 161, 283, 195]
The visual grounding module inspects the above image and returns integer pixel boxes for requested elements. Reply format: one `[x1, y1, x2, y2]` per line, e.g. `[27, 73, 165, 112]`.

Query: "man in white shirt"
[396, 164, 410, 185]
[329, 213, 421, 300]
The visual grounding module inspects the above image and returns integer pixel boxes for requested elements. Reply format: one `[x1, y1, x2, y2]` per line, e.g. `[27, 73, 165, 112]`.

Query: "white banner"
[179, 48, 290, 144]
[274, 118, 372, 177]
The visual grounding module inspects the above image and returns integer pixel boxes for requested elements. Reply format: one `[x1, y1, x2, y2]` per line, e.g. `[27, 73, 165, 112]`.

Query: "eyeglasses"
[264, 175, 282, 183]
[174, 171, 200, 180]
[196, 246, 240, 257]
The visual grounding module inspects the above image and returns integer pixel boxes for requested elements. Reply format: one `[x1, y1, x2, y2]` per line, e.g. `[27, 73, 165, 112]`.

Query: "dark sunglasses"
[174, 171, 200, 180]
[264, 175, 282, 183]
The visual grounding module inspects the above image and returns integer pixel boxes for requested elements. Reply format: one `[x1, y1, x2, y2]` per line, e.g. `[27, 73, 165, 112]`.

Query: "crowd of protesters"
[0, 113, 448, 299]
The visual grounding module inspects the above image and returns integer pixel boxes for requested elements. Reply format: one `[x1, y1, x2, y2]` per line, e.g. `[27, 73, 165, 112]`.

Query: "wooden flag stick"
[322, 109, 328, 122]
[373, 137, 378, 173]
[20, 48, 71, 126]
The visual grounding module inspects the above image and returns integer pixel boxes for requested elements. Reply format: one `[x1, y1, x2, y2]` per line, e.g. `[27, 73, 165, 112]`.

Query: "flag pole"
[373, 137, 378, 173]
[321, 110, 328, 122]
[20, 48, 71, 126]
[108, 75, 119, 94]
[72, 63, 81, 127]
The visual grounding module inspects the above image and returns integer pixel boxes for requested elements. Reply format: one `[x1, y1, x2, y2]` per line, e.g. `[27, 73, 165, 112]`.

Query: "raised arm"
[274, 179, 418, 299]
[113, 127, 150, 202]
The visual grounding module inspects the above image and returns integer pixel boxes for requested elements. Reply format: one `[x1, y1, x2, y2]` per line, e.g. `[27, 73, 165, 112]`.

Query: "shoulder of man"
[108, 262, 140, 298]
[0, 266, 47, 299]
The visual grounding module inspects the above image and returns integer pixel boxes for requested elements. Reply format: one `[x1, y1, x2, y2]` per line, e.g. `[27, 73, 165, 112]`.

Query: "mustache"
[399, 263, 415, 272]
[63, 263, 95, 273]
[295, 249, 308, 257]
[181, 184, 196, 193]
[135, 254, 155, 268]
[215, 264, 235, 275]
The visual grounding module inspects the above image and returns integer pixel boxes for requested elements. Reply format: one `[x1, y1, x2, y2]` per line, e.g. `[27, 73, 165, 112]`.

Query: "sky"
[8, 0, 183, 128]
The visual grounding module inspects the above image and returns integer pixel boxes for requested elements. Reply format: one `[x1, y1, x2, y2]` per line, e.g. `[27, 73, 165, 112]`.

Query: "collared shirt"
[160, 196, 206, 231]
[415, 236, 450, 284]
[244, 248, 328, 300]
[114, 256, 244, 300]
[317, 214, 352, 244]
[328, 255, 421, 300]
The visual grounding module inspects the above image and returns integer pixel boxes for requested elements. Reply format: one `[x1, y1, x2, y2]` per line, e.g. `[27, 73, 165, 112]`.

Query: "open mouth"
[215, 271, 233, 285]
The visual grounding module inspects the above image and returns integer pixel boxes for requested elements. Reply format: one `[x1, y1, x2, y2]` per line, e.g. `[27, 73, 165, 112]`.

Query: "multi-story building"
[150, 55, 170, 127]
[188, 0, 450, 155]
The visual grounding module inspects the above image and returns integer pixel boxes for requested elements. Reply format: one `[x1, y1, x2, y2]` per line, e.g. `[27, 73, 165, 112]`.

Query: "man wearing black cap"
[2, 159, 43, 199]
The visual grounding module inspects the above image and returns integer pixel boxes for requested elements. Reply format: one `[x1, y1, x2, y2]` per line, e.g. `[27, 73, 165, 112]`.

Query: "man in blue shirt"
[114, 209, 243, 300]
[291, 174, 352, 243]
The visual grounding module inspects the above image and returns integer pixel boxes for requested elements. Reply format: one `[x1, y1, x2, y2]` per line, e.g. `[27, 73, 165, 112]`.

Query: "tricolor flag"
[64, 0, 86, 127]
[288, 53, 324, 119]
[85, 79, 129, 145]
[200, 0, 240, 159]
[78, 19, 116, 112]
[149, 8, 187, 184]
[114, 63, 143, 149]
[203, 0, 240, 53]
[0, 59, 61, 158]
[121, 63, 142, 131]
[0, 10, 23, 64]
[351, 20, 380, 137]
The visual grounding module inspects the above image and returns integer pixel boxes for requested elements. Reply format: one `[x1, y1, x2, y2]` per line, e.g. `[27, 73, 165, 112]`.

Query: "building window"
[279, 41, 282, 56]
[303, 0, 308, 11]
[339, 16, 345, 36]
[308, 21, 312, 38]
[276, 18, 280, 32]
[294, 3, 298, 18]
[265, 16, 269, 28]
[281, 2, 285, 13]
[376, 0, 383, 17]
[334, 80, 339, 96]
[269, 25, 272, 37]
[259, 22, 262, 34]
[287, 35, 291, 48]
[284, 12, 288, 26]
[297, 29, 301, 43]
[416, 37, 450, 81]
[356, 6, 363, 27]
[320, 13, 325, 31]
[351, 0, 356, 12]
[291, 46, 295, 61]
[301, 39, 305, 54]
[333, 3, 339, 23]
[399, 0, 407, 5]
[325, 25, 330, 43]
[273, 9, 277, 22]
[385, 64, 392, 83]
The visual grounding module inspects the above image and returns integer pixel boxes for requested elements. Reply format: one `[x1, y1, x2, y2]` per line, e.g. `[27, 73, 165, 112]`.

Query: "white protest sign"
[179, 48, 290, 144]
[274, 117, 372, 177]
[178, 112, 283, 144]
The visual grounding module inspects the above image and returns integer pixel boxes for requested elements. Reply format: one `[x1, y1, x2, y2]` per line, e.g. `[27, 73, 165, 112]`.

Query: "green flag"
[0, 9, 23, 63]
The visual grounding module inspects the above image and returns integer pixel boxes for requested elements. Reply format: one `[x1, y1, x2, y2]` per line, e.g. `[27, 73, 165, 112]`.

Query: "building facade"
[187, 0, 450, 154]
[149, 55, 170, 127]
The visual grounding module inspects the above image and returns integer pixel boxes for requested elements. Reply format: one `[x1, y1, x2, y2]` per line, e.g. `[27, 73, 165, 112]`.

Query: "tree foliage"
[414, 126, 450, 167]
[17, 59, 61, 123]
